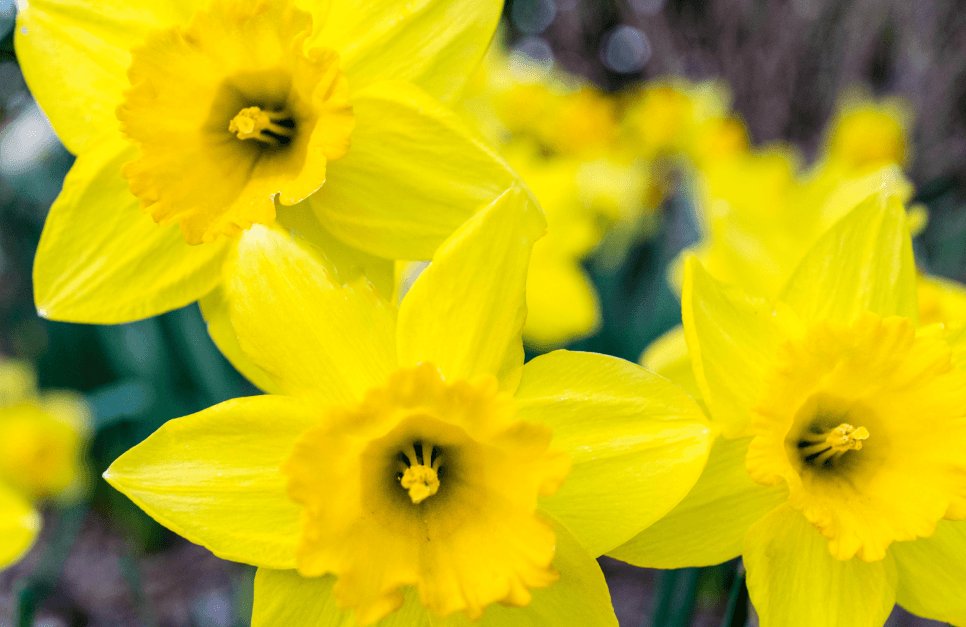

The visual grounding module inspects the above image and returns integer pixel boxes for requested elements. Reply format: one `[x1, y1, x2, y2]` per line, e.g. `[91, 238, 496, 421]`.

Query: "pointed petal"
[608, 436, 787, 568]
[682, 258, 787, 438]
[743, 505, 897, 627]
[229, 225, 397, 404]
[200, 213, 395, 395]
[779, 189, 917, 326]
[33, 139, 229, 323]
[251, 517, 617, 627]
[309, 81, 520, 260]
[275, 207, 396, 301]
[639, 325, 706, 412]
[0, 484, 40, 569]
[396, 186, 544, 392]
[515, 350, 714, 556]
[892, 520, 966, 626]
[252, 572, 431, 627]
[198, 283, 283, 395]
[15, 0, 203, 154]
[104, 395, 317, 570]
[318, 0, 501, 103]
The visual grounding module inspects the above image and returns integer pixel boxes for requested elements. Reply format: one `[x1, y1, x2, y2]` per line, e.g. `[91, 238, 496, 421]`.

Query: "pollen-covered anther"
[397, 442, 443, 504]
[798, 422, 869, 466]
[228, 106, 295, 146]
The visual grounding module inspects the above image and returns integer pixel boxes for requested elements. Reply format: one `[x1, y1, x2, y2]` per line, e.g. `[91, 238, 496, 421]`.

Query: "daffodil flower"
[0, 361, 88, 570]
[611, 190, 966, 626]
[17, 0, 518, 323]
[104, 186, 714, 625]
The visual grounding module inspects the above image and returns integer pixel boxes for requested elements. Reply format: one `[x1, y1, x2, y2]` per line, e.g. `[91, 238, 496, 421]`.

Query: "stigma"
[798, 422, 869, 467]
[397, 442, 443, 504]
[228, 106, 295, 146]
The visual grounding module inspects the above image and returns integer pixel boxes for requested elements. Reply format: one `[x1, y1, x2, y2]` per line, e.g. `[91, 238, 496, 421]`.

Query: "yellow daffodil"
[918, 273, 966, 327]
[621, 78, 732, 162]
[104, 185, 713, 625]
[18, 0, 518, 323]
[612, 189, 966, 627]
[819, 93, 911, 177]
[676, 93, 917, 301]
[0, 360, 88, 569]
[679, 159, 916, 301]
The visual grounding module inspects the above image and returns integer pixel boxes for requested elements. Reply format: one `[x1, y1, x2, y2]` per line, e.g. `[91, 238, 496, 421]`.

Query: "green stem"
[646, 567, 701, 627]
[721, 562, 749, 627]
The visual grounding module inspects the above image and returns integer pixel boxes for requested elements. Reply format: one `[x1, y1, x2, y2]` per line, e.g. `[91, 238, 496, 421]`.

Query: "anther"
[397, 441, 444, 504]
[228, 106, 295, 146]
[798, 423, 869, 467]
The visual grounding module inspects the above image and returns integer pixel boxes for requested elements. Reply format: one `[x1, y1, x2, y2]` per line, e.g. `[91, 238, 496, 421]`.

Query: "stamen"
[228, 106, 295, 146]
[798, 423, 869, 467]
[400, 465, 439, 504]
[396, 441, 444, 504]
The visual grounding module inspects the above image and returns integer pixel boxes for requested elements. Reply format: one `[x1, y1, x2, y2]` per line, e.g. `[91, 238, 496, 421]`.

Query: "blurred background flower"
[1, 0, 965, 625]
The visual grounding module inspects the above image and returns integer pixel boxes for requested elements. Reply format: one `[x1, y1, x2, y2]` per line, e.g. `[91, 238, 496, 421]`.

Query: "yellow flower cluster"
[10, 0, 966, 626]
[0, 361, 88, 569]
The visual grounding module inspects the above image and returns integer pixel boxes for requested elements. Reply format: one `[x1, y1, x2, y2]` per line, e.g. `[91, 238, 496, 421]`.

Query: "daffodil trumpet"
[104, 186, 714, 626]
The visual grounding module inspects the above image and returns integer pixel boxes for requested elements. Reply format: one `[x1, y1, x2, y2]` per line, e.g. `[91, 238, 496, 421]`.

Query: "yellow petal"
[0, 484, 40, 570]
[252, 571, 431, 626]
[317, 0, 502, 103]
[682, 258, 788, 438]
[946, 322, 966, 373]
[198, 283, 283, 395]
[251, 517, 617, 627]
[743, 504, 897, 627]
[466, 517, 618, 627]
[275, 207, 396, 300]
[14, 0, 202, 154]
[201, 214, 395, 395]
[103, 395, 317, 570]
[522, 247, 601, 351]
[515, 350, 714, 556]
[396, 186, 544, 392]
[639, 325, 705, 411]
[917, 273, 966, 327]
[309, 80, 519, 260]
[891, 520, 966, 625]
[608, 436, 787, 568]
[779, 188, 917, 326]
[229, 225, 397, 404]
[33, 139, 229, 323]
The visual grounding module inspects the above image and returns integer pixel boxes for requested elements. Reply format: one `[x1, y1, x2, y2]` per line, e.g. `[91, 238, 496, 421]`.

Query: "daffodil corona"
[19, 0, 520, 323]
[104, 187, 713, 626]
[612, 190, 966, 627]
[284, 363, 570, 622]
[117, 1, 354, 244]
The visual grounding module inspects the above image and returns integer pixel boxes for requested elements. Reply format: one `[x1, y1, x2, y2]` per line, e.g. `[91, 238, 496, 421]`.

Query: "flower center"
[796, 422, 869, 468]
[396, 441, 444, 504]
[283, 363, 570, 622]
[747, 313, 966, 561]
[117, 2, 354, 244]
[228, 106, 296, 147]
